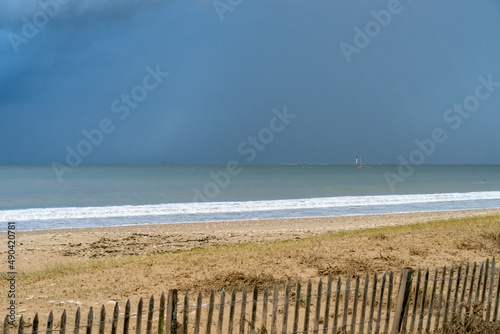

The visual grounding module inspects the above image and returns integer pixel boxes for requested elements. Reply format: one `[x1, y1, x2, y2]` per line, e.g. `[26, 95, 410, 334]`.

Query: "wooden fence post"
[251, 286, 258, 334]
[170, 290, 178, 334]
[99, 306, 106, 334]
[32, 313, 39, 334]
[123, 301, 131, 334]
[493, 263, 500, 322]
[239, 287, 247, 334]
[485, 258, 495, 322]
[281, 282, 289, 334]
[166, 290, 177, 334]
[359, 274, 369, 334]
[392, 268, 413, 334]
[314, 279, 322, 334]
[87, 307, 93, 334]
[292, 281, 301, 334]
[47, 311, 54, 334]
[146, 295, 154, 334]
[158, 293, 165, 334]
[206, 291, 215, 334]
[271, 284, 279, 334]
[216, 290, 225, 334]
[111, 303, 119, 334]
[183, 292, 189, 334]
[136, 299, 143, 334]
[18, 315, 25, 334]
[262, 285, 269, 331]
[74, 308, 81, 334]
[3, 315, 8, 334]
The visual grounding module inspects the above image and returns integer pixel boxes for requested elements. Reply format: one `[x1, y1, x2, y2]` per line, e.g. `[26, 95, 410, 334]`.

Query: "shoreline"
[5, 208, 500, 272]
[12, 207, 500, 236]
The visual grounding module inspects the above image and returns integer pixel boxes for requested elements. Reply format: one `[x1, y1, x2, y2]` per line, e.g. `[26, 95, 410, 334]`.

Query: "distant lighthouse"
[355, 156, 359, 166]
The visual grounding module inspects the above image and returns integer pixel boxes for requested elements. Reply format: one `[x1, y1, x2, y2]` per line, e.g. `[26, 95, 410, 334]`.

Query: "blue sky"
[1, 0, 500, 165]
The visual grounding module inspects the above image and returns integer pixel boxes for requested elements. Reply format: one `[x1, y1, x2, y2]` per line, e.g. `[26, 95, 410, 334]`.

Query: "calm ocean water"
[1, 165, 499, 231]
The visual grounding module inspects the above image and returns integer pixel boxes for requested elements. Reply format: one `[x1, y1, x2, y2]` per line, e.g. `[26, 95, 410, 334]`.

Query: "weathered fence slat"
[359, 273, 369, 334]
[98, 305, 106, 334]
[47, 310, 54, 334]
[262, 285, 269, 331]
[293, 281, 301, 334]
[443, 265, 454, 327]
[19, 315, 25, 334]
[146, 296, 154, 334]
[332, 276, 342, 334]
[74, 307, 81, 334]
[323, 277, 332, 334]
[417, 269, 429, 334]
[165, 290, 173, 334]
[239, 286, 247, 334]
[86, 307, 93, 334]
[303, 280, 312, 334]
[205, 291, 215, 334]
[32, 313, 39, 334]
[158, 293, 165, 334]
[481, 259, 489, 304]
[123, 301, 130, 334]
[341, 276, 350, 333]
[135, 299, 142, 334]
[459, 262, 470, 316]
[250, 286, 258, 334]
[425, 268, 438, 333]
[314, 279, 322, 334]
[228, 290, 236, 334]
[392, 268, 413, 334]
[193, 292, 202, 334]
[281, 282, 290, 334]
[475, 262, 484, 304]
[467, 262, 477, 309]
[493, 263, 500, 322]
[216, 290, 225, 334]
[383, 271, 393, 334]
[367, 273, 377, 334]
[182, 292, 189, 334]
[374, 272, 385, 334]
[111, 302, 119, 334]
[332, 277, 341, 334]
[350, 276, 359, 334]
[170, 290, 178, 334]
[485, 258, 495, 322]
[409, 269, 421, 333]
[271, 283, 279, 334]
[3, 315, 8, 334]
[451, 265, 462, 319]
[434, 266, 447, 332]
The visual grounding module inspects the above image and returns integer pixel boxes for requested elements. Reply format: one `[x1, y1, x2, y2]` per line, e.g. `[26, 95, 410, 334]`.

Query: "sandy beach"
[6, 208, 500, 272]
[1, 208, 500, 328]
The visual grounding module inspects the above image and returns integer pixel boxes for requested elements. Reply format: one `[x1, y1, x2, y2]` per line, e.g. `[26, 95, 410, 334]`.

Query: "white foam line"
[1, 191, 500, 222]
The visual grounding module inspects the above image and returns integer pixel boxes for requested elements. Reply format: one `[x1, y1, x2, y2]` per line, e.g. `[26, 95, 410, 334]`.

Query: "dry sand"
[5, 208, 500, 271]
[1, 208, 499, 328]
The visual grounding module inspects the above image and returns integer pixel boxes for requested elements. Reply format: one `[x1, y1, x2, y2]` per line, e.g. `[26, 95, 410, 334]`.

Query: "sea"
[1, 164, 499, 231]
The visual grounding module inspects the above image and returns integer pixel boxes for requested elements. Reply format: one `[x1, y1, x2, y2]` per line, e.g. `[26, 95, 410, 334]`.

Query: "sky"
[1, 0, 500, 165]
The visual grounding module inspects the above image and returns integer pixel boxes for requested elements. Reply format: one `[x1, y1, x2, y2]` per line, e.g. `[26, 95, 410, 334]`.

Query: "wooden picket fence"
[3, 258, 500, 334]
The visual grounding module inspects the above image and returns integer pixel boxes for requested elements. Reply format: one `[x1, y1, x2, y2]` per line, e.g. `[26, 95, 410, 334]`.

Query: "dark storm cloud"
[1, 0, 500, 165]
